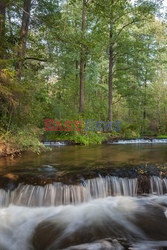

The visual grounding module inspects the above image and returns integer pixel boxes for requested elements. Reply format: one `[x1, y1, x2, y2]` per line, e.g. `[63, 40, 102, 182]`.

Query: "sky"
[131, 0, 167, 18]
[162, 0, 167, 6]
[131, 0, 167, 6]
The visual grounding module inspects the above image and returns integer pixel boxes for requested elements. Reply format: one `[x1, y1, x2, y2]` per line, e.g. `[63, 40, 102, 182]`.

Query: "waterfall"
[42, 141, 67, 146]
[0, 176, 166, 207]
[150, 176, 167, 195]
[111, 139, 167, 144]
[83, 176, 138, 198]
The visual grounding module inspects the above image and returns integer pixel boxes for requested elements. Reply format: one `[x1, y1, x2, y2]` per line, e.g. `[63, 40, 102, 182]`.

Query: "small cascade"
[42, 141, 67, 146]
[150, 176, 167, 195]
[111, 139, 167, 144]
[0, 176, 166, 207]
[84, 176, 138, 198]
[0, 176, 137, 207]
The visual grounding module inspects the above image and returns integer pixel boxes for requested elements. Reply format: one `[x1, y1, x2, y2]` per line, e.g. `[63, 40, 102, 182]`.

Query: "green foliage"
[74, 132, 107, 145]
[120, 122, 140, 138]
[110, 122, 141, 139]
[0, 127, 47, 154]
[157, 135, 167, 139]
[0, 0, 166, 154]
[58, 131, 107, 145]
[12, 127, 45, 153]
[44, 118, 107, 145]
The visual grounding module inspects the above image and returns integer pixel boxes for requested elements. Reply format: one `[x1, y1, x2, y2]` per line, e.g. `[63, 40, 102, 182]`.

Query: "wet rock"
[32, 219, 129, 250]
[133, 204, 167, 241]
[38, 165, 58, 173]
[0, 163, 166, 190]
[63, 239, 124, 250]
[137, 175, 150, 194]
[32, 198, 167, 249]
[4, 173, 19, 181]
[0, 176, 18, 190]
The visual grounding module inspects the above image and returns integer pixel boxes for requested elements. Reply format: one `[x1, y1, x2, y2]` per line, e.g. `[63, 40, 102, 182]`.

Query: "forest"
[0, 0, 167, 154]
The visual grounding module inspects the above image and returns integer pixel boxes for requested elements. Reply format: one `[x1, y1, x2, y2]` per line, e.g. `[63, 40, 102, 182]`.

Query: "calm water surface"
[0, 144, 166, 175]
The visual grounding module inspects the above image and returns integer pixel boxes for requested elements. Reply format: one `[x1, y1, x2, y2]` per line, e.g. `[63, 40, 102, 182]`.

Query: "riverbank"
[0, 141, 20, 158]
[0, 128, 46, 158]
[0, 129, 167, 158]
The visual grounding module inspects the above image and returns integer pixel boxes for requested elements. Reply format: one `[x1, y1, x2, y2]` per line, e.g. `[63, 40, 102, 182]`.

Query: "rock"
[63, 239, 124, 250]
[4, 173, 19, 181]
[32, 218, 127, 249]
[133, 204, 167, 241]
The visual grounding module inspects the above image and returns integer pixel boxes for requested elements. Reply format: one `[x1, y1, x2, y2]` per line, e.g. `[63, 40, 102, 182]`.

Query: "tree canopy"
[0, 0, 166, 148]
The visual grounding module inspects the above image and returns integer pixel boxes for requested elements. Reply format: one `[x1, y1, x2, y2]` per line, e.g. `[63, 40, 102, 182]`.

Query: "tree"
[79, 0, 86, 113]
[0, 0, 6, 61]
[0, 0, 166, 143]
[90, 0, 161, 121]
[17, 0, 32, 79]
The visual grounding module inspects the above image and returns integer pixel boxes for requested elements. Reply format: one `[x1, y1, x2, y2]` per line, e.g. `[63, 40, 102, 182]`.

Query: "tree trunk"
[142, 76, 147, 133]
[79, 0, 86, 113]
[108, 24, 114, 121]
[0, 0, 6, 60]
[17, 0, 32, 79]
[143, 81, 147, 120]
[76, 60, 79, 79]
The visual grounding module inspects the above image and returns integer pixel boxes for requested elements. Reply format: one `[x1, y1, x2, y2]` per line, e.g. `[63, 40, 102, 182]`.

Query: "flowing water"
[0, 176, 167, 207]
[0, 142, 167, 249]
[111, 139, 167, 144]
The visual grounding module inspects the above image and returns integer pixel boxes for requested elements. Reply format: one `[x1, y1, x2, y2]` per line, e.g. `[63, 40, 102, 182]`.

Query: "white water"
[0, 176, 137, 207]
[0, 196, 167, 249]
[42, 139, 167, 145]
[150, 176, 167, 195]
[0, 176, 166, 207]
[43, 141, 67, 146]
[111, 139, 167, 144]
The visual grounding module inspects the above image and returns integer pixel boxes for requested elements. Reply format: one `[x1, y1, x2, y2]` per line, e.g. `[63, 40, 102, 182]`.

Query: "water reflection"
[0, 144, 166, 175]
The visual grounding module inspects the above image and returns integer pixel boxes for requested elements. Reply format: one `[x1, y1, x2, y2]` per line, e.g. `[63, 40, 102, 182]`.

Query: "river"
[0, 141, 167, 249]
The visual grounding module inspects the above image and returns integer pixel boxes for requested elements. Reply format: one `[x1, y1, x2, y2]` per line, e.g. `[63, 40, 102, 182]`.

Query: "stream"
[0, 140, 167, 249]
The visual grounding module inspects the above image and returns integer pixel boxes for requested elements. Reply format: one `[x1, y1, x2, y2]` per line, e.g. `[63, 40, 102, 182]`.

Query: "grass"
[44, 130, 108, 145]
[157, 135, 167, 139]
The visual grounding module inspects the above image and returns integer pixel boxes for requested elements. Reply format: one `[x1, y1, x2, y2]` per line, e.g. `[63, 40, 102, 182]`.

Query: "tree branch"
[113, 10, 133, 24]
[116, 19, 136, 38]
[113, 95, 124, 104]
[113, 67, 131, 74]
[113, 93, 131, 104]
[24, 57, 48, 62]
